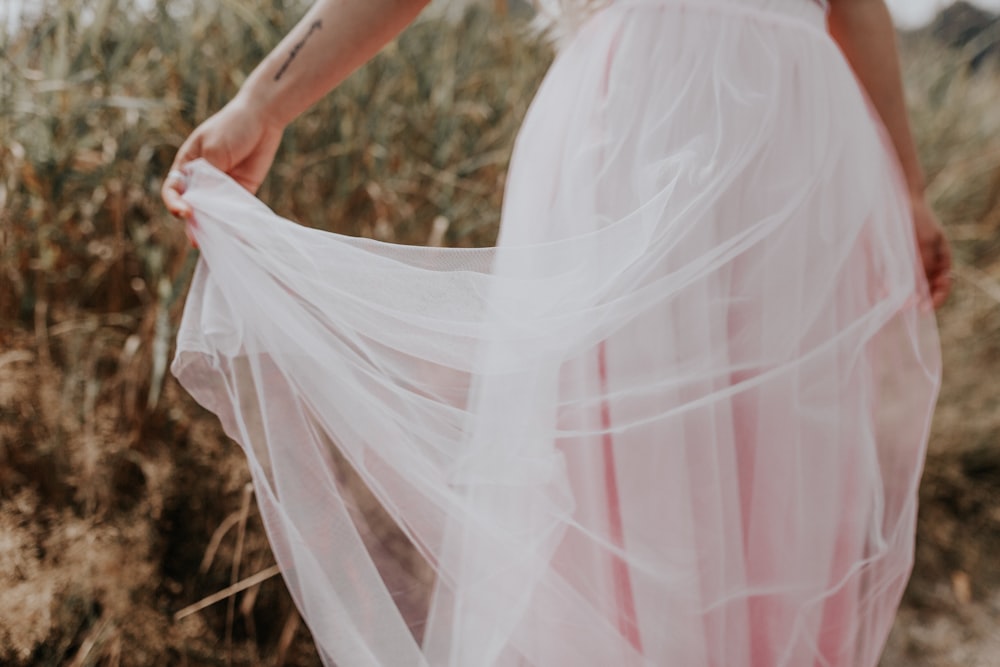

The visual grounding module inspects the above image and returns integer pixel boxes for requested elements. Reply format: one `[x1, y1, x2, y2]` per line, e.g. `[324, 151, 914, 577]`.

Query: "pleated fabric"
[172, 0, 941, 665]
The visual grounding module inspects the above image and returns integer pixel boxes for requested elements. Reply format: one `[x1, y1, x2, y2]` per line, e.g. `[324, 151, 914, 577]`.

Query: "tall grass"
[0, 0, 551, 442]
[0, 1, 549, 664]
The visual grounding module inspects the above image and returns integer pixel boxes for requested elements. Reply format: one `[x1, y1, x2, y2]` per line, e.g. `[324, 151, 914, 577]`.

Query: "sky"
[2, 0, 1000, 31]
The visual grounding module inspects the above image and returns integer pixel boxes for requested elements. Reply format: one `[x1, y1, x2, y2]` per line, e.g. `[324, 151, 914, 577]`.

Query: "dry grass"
[1, 1, 999, 665]
[883, 32, 1000, 667]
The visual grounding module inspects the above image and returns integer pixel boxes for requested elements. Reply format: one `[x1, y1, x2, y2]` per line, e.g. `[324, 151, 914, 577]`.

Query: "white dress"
[173, 0, 941, 664]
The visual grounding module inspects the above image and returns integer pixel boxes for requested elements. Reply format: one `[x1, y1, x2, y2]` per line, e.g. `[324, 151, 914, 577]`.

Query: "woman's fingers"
[909, 196, 952, 310]
[162, 167, 192, 219]
[162, 129, 209, 218]
[161, 167, 198, 248]
[918, 230, 952, 310]
[931, 236, 953, 309]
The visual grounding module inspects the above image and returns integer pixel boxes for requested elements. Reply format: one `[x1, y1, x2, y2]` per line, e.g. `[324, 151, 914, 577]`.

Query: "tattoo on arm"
[274, 20, 323, 81]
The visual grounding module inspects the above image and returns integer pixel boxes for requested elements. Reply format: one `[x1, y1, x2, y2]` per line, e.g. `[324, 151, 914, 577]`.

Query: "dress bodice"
[534, 0, 829, 45]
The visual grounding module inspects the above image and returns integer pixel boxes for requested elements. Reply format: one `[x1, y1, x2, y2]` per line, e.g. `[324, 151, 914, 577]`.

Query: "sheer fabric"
[173, 0, 941, 665]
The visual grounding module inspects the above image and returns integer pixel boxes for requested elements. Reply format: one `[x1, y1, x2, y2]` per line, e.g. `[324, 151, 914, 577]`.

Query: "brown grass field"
[1, 1, 999, 664]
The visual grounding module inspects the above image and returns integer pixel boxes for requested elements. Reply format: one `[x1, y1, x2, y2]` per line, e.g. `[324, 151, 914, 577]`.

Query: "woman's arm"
[242, 0, 430, 128]
[828, 0, 923, 196]
[828, 0, 952, 307]
[162, 0, 429, 217]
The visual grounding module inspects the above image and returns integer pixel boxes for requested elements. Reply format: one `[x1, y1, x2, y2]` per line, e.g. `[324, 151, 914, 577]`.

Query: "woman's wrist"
[234, 78, 292, 134]
[906, 177, 927, 203]
[901, 153, 927, 197]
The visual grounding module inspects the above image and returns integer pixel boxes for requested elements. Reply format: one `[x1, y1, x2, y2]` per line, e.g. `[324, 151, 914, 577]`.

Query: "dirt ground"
[879, 272, 1000, 666]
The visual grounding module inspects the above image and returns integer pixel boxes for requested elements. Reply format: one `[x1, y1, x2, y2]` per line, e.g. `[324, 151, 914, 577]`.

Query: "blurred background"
[1, 0, 998, 665]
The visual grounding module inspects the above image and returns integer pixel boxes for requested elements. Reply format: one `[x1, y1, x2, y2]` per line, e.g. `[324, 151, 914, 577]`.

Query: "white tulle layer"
[173, 1, 941, 665]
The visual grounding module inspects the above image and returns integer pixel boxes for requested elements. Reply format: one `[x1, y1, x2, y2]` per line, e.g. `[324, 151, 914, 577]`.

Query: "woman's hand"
[910, 194, 952, 309]
[161, 95, 285, 219]
[161, 0, 429, 221]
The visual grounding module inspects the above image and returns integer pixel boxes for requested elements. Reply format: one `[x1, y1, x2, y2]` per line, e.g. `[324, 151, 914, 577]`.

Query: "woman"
[163, 0, 950, 665]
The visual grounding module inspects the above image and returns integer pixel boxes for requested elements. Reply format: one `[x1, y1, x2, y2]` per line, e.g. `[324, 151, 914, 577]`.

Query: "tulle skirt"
[173, 0, 941, 664]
